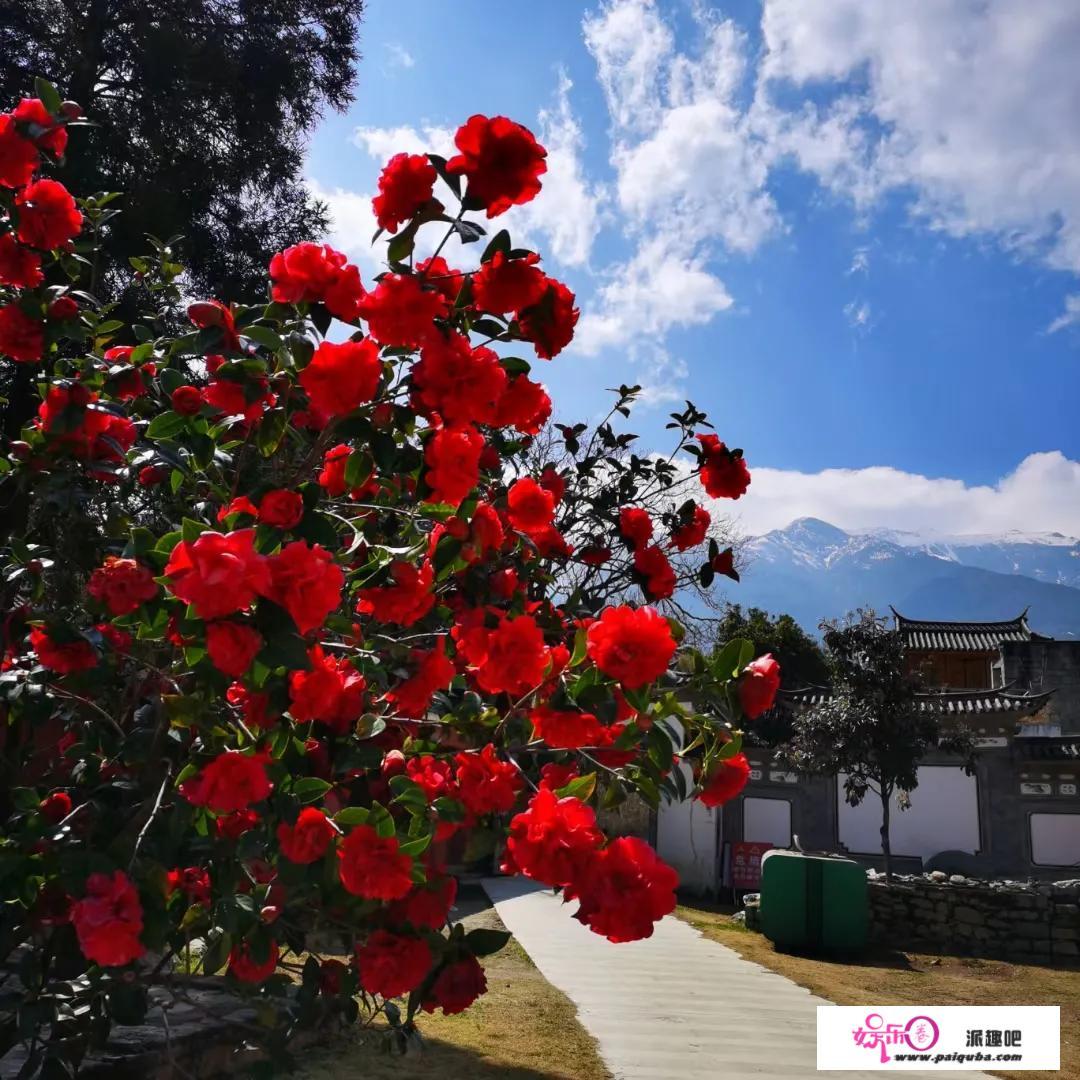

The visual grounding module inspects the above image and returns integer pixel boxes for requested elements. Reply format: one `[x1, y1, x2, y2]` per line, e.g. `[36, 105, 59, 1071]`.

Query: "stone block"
[954, 906, 985, 925]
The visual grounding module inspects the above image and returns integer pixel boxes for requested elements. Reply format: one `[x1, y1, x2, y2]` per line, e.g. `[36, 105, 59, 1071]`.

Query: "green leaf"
[344, 452, 371, 491]
[387, 230, 415, 264]
[399, 833, 432, 858]
[129, 341, 155, 365]
[33, 78, 62, 118]
[569, 627, 588, 668]
[556, 772, 597, 802]
[244, 325, 284, 351]
[181, 518, 208, 544]
[200, 930, 232, 976]
[145, 412, 187, 440]
[333, 806, 369, 827]
[257, 408, 287, 458]
[480, 229, 511, 263]
[291, 777, 332, 804]
[712, 638, 751, 681]
[465, 928, 511, 957]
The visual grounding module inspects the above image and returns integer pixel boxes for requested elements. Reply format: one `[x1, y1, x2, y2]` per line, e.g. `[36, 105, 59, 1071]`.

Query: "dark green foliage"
[0, 0, 364, 302]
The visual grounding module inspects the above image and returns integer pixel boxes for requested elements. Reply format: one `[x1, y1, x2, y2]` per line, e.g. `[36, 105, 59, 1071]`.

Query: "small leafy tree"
[0, 85, 770, 1075]
[779, 610, 974, 879]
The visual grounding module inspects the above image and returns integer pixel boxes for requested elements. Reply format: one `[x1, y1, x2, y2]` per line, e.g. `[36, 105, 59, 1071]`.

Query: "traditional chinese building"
[656, 610, 1080, 893]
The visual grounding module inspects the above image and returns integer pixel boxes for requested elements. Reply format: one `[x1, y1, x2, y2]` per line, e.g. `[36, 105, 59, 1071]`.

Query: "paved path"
[483, 877, 993, 1080]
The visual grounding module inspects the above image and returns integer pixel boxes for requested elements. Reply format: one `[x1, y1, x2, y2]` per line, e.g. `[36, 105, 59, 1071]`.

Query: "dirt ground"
[677, 902, 1080, 1080]
[295, 894, 610, 1080]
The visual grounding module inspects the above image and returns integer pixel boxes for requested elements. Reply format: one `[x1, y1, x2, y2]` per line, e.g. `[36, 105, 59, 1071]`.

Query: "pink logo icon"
[852, 1013, 941, 1062]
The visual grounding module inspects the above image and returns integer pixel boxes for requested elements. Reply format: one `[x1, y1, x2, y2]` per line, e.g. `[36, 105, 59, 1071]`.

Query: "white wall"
[837, 765, 980, 859]
[656, 762, 719, 894]
[1030, 813, 1080, 867]
[744, 796, 792, 847]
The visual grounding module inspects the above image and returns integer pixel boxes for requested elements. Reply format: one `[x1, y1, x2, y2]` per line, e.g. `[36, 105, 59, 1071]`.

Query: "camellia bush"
[0, 81, 782, 1075]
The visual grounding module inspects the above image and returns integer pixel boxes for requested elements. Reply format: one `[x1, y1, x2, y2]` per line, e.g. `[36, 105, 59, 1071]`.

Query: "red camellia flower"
[226, 682, 276, 730]
[358, 273, 448, 350]
[289, 646, 366, 733]
[422, 955, 487, 1015]
[205, 621, 263, 677]
[373, 153, 437, 234]
[338, 824, 413, 900]
[356, 559, 435, 626]
[277, 807, 337, 864]
[711, 547, 739, 581]
[13, 98, 67, 155]
[0, 303, 45, 362]
[504, 788, 603, 887]
[257, 489, 304, 530]
[619, 507, 653, 549]
[165, 866, 212, 906]
[670, 505, 711, 551]
[269, 242, 365, 321]
[472, 614, 550, 697]
[412, 332, 507, 425]
[87, 556, 158, 615]
[188, 300, 241, 352]
[530, 706, 605, 750]
[446, 115, 547, 217]
[170, 385, 203, 416]
[567, 836, 678, 943]
[164, 529, 270, 620]
[424, 424, 484, 507]
[179, 750, 272, 813]
[71, 871, 145, 967]
[586, 606, 677, 689]
[696, 434, 750, 499]
[697, 752, 751, 808]
[35, 386, 136, 471]
[216, 809, 258, 840]
[738, 653, 781, 719]
[492, 374, 551, 435]
[406, 754, 457, 802]
[48, 295, 78, 320]
[388, 639, 456, 718]
[454, 743, 523, 816]
[506, 476, 556, 536]
[0, 113, 40, 188]
[388, 875, 457, 930]
[300, 338, 382, 418]
[538, 762, 580, 792]
[516, 279, 578, 359]
[633, 543, 676, 601]
[39, 790, 72, 824]
[228, 939, 279, 983]
[266, 541, 343, 635]
[0, 233, 43, 288]
[15, 179, 83, 249]
[472, 251, 547, 313]
[97, 623, 132, 651]
[416, 254, 464, 304]
[355, 929, 433, 999]
[30, 627, 96, 673]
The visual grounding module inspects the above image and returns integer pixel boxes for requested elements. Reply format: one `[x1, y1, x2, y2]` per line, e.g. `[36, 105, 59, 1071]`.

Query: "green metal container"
[759, 850, 868, 952]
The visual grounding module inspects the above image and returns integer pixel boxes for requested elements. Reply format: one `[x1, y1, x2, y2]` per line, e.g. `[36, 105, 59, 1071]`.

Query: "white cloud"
[726, 451, 1080, 538]
[352, 124, 454, 161]
[755, 0, 1080, 275]
[305, 178, 382, 278]
[843, 298, 873, 332]
[384, 43, 416, 70]
[1047, 293, 1080, 335]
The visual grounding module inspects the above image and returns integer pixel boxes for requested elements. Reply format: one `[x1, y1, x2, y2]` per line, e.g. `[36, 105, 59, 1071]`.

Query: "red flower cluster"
[269, 242, 365, 321]
[359, 273, 448, 349]
[87, 557, 157, 616]
[696, 434, 751, 499]
[71, 871, 145, 967]
[454, 744, 522, 816]
[619, 507, 653, 549]
[205, 621, 263, 677]
[388, 875, 457, 930]
[738, 653, 781, 719]
[633, 544, 676, 601]
[338, 824, 413, 900]
[179, 751, 272, 813]
[300, 338, 382, 419]
[277, 807, 337, 864]
[530, 705, 605, 750]
[697, 752, 751, 808]
[30, 627, 96, 673]
[586, 606, 677, 689]
[356, 560, 435, 626]
[0, 232, 42, 288]
[517, 279, 578, 360]
[165, 866, 211, 906]
[464, 613, 551, 696]
[412, 332, 507, 425]
[670, 505, 711, 551]
[35, 385, 136, 472]
[267, 541, 343, 634]
[388, 638, 456, 718]
[422, 955, 488, 1015]
[567, 836, 678, 943]
[257, 489, 304, 530]
[289, 646, 366, 732]
[504, 788, 603, 887]
[472, 251, 547, 313]
[164, 530, 270, 620]
[447, 115, 547, 217]
[424, 424, 484, 507]
[355, 929, 432, 998]
[373, 153, 437, 234]
[229, 940, 279, 983]
[15, 178, 82, 250]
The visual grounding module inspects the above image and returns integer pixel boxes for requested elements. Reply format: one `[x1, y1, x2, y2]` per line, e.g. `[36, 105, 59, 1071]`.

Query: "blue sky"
[306, 0, 1080, 539]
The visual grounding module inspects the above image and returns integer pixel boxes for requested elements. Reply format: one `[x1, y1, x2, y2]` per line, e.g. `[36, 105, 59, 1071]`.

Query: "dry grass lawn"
[677, 903, 1080, 1080]
[296, 900, 610, 1080]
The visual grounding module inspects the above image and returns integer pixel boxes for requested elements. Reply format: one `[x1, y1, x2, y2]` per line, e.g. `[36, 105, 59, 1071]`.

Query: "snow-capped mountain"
[734, 518, 1080, 638]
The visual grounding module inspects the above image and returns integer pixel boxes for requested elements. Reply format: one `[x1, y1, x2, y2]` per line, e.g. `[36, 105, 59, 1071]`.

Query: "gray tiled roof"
[779, 685, 1054, 716]
[891, 608, 1036, 651]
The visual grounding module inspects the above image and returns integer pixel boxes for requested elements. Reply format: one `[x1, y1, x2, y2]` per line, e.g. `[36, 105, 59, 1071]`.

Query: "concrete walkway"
[483, 877, 993, 1080]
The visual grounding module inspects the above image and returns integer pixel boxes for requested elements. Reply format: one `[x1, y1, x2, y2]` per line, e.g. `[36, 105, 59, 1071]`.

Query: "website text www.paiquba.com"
[892, 1054, 1024, 1064]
